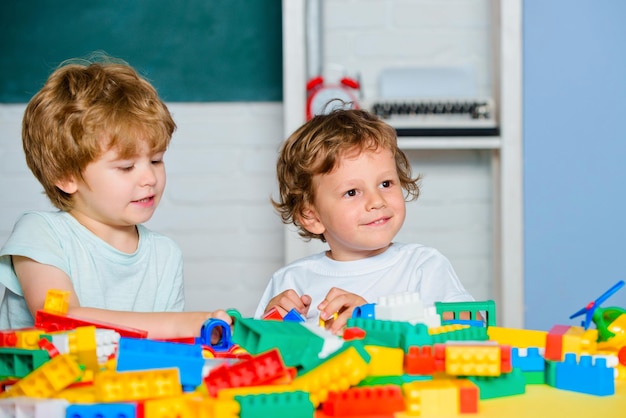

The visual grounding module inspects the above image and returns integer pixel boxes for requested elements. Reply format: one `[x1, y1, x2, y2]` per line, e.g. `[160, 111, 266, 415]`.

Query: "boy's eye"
[344, 189, 357, 197]
[120, 165, 134, 172]
[381, 180, 391, 188]
[152, 159, 163, 165]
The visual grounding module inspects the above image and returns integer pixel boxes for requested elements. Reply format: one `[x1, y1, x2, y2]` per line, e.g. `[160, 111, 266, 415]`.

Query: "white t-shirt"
[254, 242, 474, 320]
[0, 211, 185, 329]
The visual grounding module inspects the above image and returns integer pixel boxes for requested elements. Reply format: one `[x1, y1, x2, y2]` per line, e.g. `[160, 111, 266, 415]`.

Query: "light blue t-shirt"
[0, 211, 185, 329]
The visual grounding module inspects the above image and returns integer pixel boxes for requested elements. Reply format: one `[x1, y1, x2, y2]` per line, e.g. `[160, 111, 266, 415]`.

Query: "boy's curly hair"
[22, 52, 176, 211]
[273, 108, 421, 241]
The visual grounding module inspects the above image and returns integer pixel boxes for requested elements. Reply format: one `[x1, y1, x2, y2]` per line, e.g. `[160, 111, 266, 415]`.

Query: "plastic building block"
[0, 397, 68, 418]
[318, 312, 338, 328]
[232, 318, 324, 372]
[291, 344, 370, 407]
[444, 342, 502, 376]
[357, 374, 431, 387]
[261, 307, 283, 321]
[347, 318, 429, 349]
[48, 328, 120, 366]
[451, 378, 479, 413]
[37, 338, 60, 358]
[468, 367, 526, 399]
[511, 347, 545, 372]
[14, 328, 44, 349]
[116, 337, 204, 392]
[435, 299, 496, 326]
[0, 331, 17, 348]
[94, 368, 182, 402]
[35, 310, 147, 338]
[364, 345, 404, 376]
[283, 309, 306, 322]
[196, 318, 234, 352]
[404, 345, 444, 375]
[322, 385, 405, 416]
[375, 291, 424, 323]
[0, 353, 82, 399]
[65, 402, 136, 418]
[43, 289, 70, 315]
[545, 325, 598, 361]
[402, 379, 459, 416]
[342, 327, 365, 341]
[352, 303, 376, 320]
[0, 348, 50, 378]
[236, 390, 314, 418]
[487, 326, 547, 348]
[554, 353, 614, 396]
[204, 348, 291, 396]
[429, 324, 489, 344]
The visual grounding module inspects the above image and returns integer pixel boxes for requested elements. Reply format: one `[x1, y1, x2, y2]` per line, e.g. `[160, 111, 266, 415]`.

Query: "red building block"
[342, 327, 366, 341]
[0, 330, 17, 347]
[204, 348, 290, 396]
[322, 385, 405, 416]
[405, 345, 437, 375]
[35, 310, 148, 338]
[545, 325, 569, 361]
[262, 307, 284, 321]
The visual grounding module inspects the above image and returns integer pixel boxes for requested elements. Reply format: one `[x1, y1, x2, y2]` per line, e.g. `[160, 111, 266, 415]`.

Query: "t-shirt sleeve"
[0, 212, 69, 295]
[416, 248, 475, 306]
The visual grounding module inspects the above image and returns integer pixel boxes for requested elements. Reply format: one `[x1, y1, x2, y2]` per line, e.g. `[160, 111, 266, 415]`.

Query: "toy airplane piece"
[569, 280, 625, 330]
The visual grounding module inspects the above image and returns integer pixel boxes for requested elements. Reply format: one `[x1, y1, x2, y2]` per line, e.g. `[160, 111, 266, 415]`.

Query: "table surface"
[473, 380, 626, 417]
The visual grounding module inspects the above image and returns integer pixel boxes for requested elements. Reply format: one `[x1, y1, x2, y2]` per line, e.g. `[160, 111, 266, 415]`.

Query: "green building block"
[236, 390, 314, 418]
[430, 325, 489, 344]
[232, 318, 324, 372]
[435, 300, 497, 326]
[522, 370, 545, 385]
[469, 367, 526, 399]
[357, 374, 432, 387]
[0, 348, 50, 378]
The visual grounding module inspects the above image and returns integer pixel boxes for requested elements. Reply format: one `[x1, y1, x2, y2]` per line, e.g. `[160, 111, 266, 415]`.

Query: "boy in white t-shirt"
[255, 108, 474, 333]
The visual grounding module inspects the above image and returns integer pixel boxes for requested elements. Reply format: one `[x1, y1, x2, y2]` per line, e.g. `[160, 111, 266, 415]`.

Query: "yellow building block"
[43, 289, 70, 315]
[291, 345, 370, 407]
[14, 328, 44, 349]
[428, 324, 469, 335]
[562, 326, 598, 357]
[55, 385, 97, 403]
[365, 345, 404, 376]
[488, 326, 547, 348]
[94, 368, 182, 402]
[70, 326, 99, 372]
[445, 343, 501, 376]
[0, 353, 82, 399]
[144, 393, 238, 418]
[402, 379, 459, 416]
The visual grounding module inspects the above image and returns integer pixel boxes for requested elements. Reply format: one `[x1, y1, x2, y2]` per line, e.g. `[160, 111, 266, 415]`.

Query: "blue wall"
[523, 1, 626, 330]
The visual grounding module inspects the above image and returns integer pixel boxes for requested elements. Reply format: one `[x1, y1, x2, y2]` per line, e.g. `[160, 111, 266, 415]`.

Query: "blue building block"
[283, 309, 306, 322]
[352, 303, 376, 319]
[196, 318, 234, 352]
[511, 347, 545, 372]
[116, 337, 204, 391]
[555, 353, 614, 396]
[65, 403, 136, 417]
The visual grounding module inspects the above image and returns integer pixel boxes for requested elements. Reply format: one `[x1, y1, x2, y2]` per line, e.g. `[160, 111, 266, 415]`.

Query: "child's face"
[61, 140, 166, 235]
[303, 147, 406, 261]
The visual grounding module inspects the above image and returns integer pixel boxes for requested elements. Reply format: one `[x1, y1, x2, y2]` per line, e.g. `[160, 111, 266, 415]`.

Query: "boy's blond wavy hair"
[22, 53, 176, 211]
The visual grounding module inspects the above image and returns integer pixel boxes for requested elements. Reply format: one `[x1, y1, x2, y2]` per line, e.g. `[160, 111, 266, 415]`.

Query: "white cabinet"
[281, 0, 523, 327]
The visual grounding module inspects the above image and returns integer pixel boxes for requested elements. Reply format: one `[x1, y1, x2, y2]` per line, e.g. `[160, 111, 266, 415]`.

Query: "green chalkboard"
[0, 0, 283, 102]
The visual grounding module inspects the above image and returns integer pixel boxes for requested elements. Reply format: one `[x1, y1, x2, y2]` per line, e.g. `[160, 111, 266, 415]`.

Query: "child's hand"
[317, 287, 367, 334]
[264, 290, 312, 317]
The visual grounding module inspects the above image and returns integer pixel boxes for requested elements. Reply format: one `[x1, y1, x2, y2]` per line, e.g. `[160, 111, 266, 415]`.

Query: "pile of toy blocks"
[0, 290, 623, 417]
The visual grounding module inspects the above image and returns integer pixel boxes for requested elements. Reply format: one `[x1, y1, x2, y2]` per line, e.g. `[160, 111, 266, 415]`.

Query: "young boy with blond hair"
[0, 54, 230, 338]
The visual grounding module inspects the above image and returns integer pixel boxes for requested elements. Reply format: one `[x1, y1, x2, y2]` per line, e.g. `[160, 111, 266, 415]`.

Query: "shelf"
[397, 137, 502, 150]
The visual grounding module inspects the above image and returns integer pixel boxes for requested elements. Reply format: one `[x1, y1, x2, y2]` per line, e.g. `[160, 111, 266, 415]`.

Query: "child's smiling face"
[301, 146, 406, 261]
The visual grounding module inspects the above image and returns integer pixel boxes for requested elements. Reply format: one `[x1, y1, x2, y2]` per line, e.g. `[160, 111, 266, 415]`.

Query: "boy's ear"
[55, 176, 78, 195]
[298, 205, 326, 235]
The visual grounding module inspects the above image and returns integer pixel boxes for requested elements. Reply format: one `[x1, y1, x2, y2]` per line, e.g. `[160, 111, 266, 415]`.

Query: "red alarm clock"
[305, 75, 360, 120]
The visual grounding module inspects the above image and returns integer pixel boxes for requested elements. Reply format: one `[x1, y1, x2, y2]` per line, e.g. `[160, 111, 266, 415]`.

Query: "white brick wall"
[0, 0, 494, 317]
